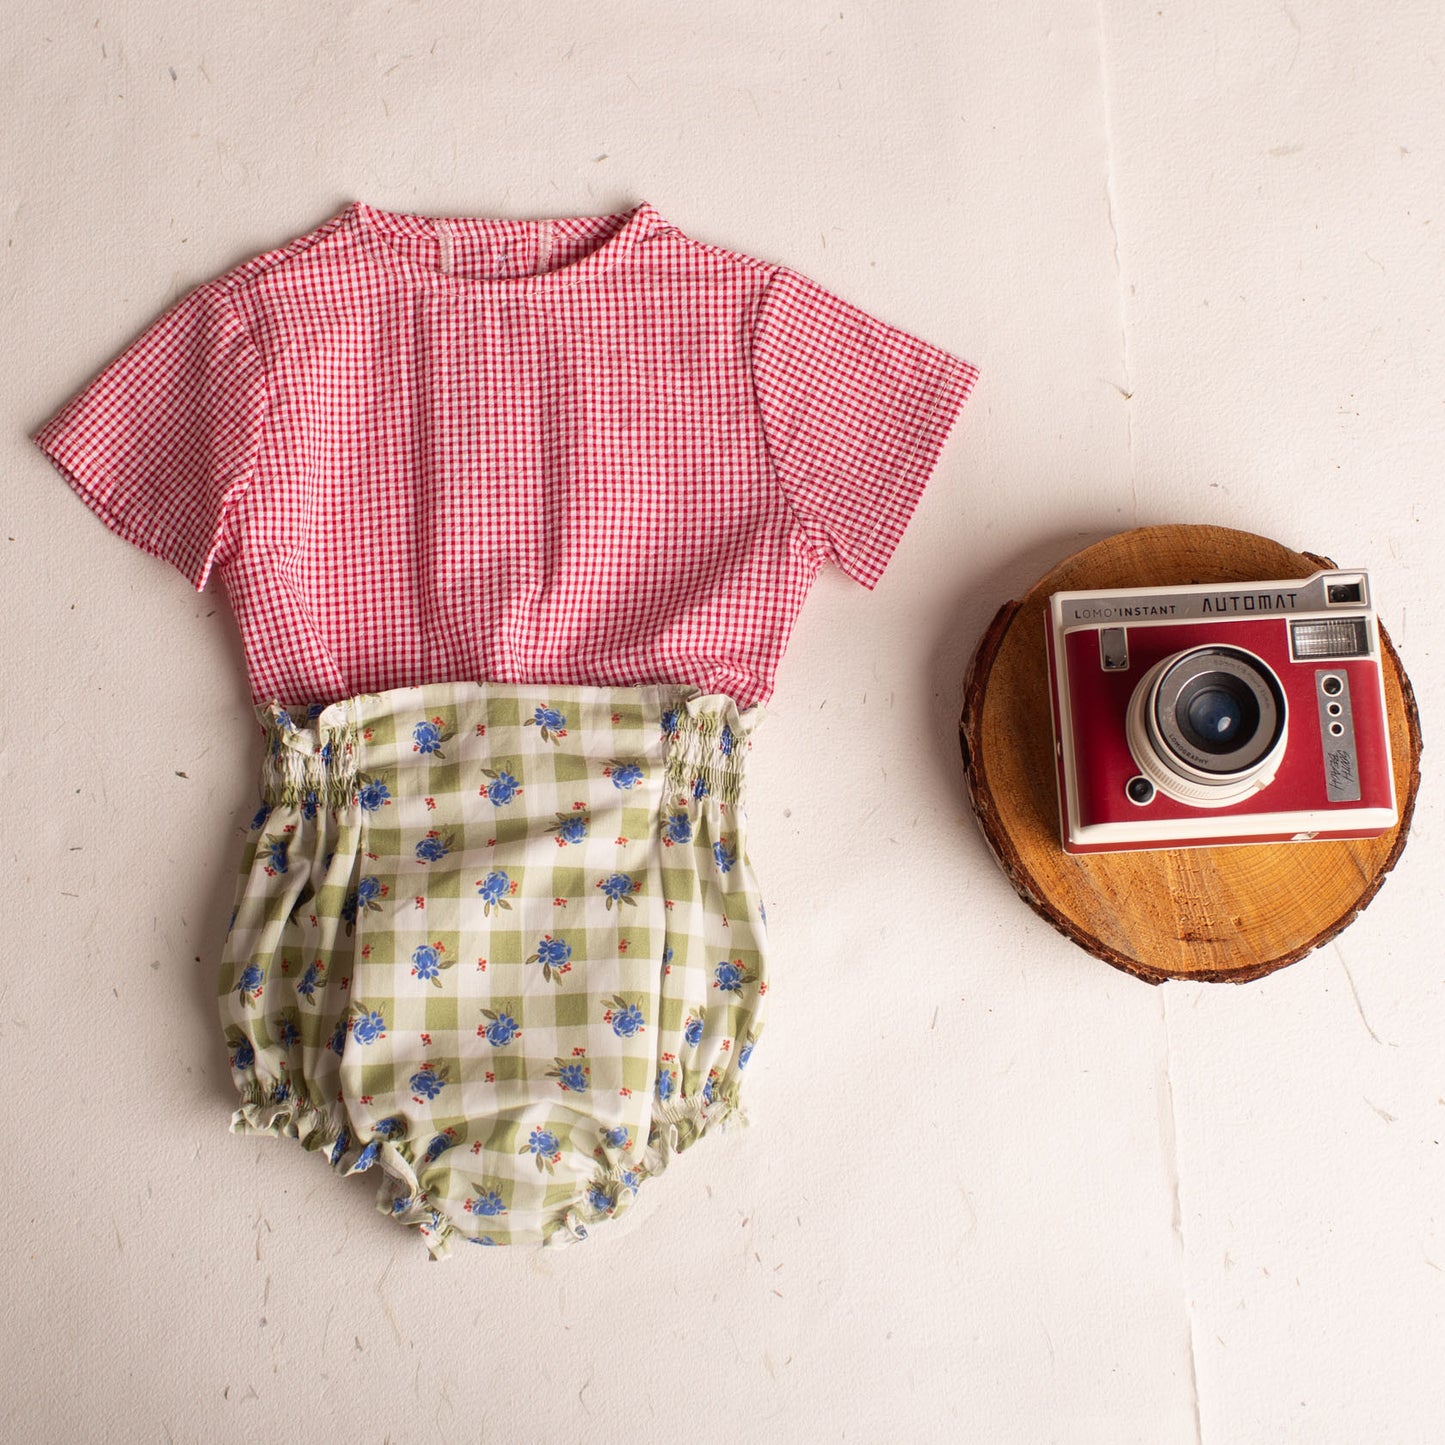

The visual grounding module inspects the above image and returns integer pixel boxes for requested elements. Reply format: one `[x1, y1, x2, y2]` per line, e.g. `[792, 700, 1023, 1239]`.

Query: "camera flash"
[1290, 617, 1370, 659]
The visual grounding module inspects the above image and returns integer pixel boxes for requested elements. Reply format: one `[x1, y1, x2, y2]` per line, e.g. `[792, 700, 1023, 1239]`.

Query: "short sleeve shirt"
[32, 201, 978, 708]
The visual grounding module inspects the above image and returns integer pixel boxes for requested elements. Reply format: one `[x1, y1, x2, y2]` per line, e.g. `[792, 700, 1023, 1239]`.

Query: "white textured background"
[4, 3, 1441, 1441]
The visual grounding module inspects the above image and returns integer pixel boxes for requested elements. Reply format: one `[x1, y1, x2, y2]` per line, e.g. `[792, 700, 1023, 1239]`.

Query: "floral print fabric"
[219, 682, 766, 1256]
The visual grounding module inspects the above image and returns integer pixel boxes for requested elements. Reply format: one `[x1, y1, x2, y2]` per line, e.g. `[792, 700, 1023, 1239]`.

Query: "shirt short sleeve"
[751, 266, 978, 589]
[30, 280, 269, 592]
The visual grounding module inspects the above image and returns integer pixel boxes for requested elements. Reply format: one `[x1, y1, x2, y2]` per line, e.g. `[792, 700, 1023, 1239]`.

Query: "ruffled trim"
[229, 1078, 454, 1260]
[230, 1080, 672, 1257]
[229, 1077, 344, 1152]
[644, 1087, 747, 1175]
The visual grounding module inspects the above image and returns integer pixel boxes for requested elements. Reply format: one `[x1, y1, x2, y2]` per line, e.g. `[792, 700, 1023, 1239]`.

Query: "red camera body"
[1046, 571, 1397, 854]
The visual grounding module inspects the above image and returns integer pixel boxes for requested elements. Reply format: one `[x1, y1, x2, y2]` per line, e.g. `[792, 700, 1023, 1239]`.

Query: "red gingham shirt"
[32, 201, 978, 708]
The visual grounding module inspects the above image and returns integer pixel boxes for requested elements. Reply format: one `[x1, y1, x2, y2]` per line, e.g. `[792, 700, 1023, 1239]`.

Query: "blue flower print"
[262, 835, 290, 875]
[410, 943, 455, 989]
[301, 790, 319, 821]
[713, 959, 757, 994]
[272, 1081, 291, 1103]
[683, 1014, 704, 1048]
[415, 833, 453, 864]
[351, 1007, 387, 1045]
[467, 1189, 507, 1217]
[329, 1129, 351, 1166]
[719, 722, 736, 757]
[412, 718, 454, 757]
[274, 708, 297, 734]
[374, 1116, 406, 1139]
[702, 1074, 716, 1105]
[277, 1012, 301, 1049]
[586, 1185, 615, 1213]
[224, 1028, 255, 1071]
[606, 997, 645, 1038]
[424, 1133, 455, 1163]
[739, 1040, 755, 1069]
[527, 934, 573, 984]
[536, 936, 574, 968]
[343, 874, 385, 930]
[296, 959, 324, 1004]
[234, 964, 264, 1002]
[691, 775, 710, 801]
[522, 1127, 562, 1174]
[601, 1125, 631, 1151]
[662, 945, 674, 967]
[481, 768, 522, 806]
[655, 1067, 677, 1103]
[661, 708, 679, 738]
[548, 811, 590, 846]
[480, 1009, 521, 1046]
[353, 1140, 381, 1172]
[597, 871, 638, 909]
[526, 704, 568, 743]
[547, 1058, 591, 1093]
[409, 1064, 449, 1101]
[327, 1019, 347, 1055]
[713, 839, 736, 874]
[663, 811, 692, 846]
[477, 869, 513, 915]
[249, 803, 272, 831]
[620, 1169, 641, 1195]
[609, 760, 644, 790]
[391, 1195, 410, 1215]
[357, 775, 391, 812]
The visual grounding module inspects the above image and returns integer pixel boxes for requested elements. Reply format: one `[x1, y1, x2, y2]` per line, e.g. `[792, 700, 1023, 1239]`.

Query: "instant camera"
[1046, 569, 1397, 853]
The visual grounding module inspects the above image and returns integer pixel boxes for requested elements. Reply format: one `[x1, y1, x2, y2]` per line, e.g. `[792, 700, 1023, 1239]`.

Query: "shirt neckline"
[344, 199, 663, 291]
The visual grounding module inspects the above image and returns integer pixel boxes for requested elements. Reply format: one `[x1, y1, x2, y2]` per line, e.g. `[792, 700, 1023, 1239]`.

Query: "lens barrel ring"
[1125, 645, 1289, 809]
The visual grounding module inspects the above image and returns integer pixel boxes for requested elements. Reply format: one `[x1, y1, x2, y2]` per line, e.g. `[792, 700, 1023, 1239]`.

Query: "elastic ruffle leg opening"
[643, 1087, 748, 1176]
[230, 1077, 458, 1260]
[535, 1158, 652, 1249]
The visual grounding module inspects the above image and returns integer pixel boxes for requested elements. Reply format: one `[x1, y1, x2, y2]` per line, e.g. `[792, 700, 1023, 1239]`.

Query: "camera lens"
[1179, 676, 1260, 756]
[1125, 645, 1289, 808]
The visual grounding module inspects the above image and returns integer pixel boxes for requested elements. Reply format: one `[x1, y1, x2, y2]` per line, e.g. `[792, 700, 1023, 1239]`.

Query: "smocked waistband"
[256, 682, 756, 810]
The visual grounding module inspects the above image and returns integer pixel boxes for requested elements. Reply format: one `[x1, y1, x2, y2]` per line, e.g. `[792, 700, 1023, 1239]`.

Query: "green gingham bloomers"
[218, 682, 766, 1256]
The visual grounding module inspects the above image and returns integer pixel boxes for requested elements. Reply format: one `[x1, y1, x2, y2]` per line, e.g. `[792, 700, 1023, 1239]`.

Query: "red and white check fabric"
[32, 201, 978, 708]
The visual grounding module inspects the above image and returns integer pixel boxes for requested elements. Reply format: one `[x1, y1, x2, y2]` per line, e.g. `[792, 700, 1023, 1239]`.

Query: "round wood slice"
[958, 524, 1422, 984]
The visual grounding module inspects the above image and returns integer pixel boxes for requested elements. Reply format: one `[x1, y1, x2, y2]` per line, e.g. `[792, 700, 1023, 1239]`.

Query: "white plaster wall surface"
[2, 2, 1438, 1441]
